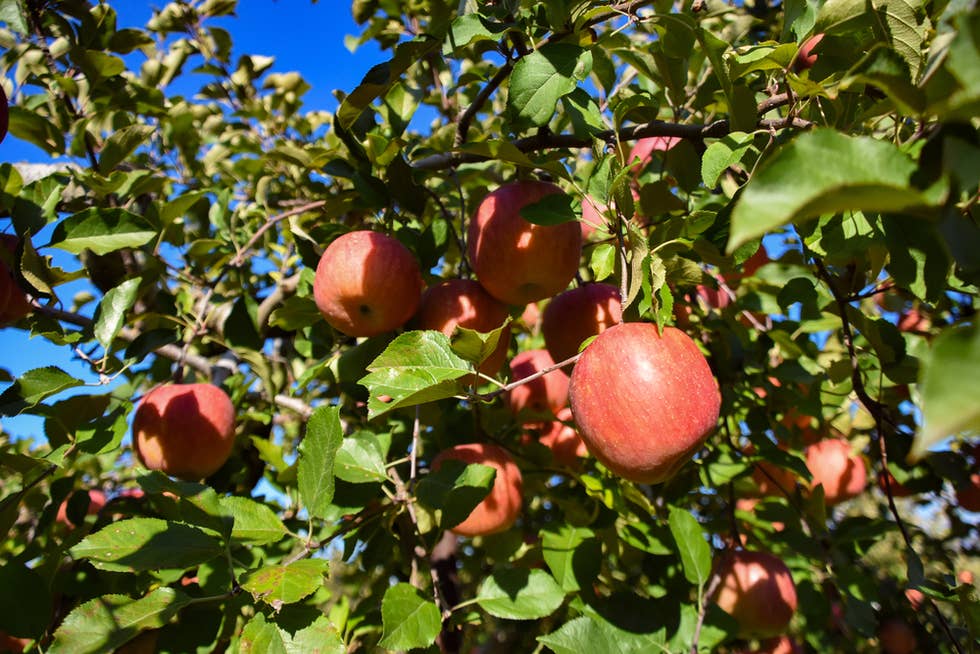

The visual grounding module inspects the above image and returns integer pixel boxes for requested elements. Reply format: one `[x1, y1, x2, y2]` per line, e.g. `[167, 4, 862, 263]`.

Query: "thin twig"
[469, 352, 580, 402]
[229, 200, 328, 268]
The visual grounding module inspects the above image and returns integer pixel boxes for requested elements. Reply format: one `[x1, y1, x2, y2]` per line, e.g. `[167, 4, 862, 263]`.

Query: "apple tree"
[0, 0, 978, 652]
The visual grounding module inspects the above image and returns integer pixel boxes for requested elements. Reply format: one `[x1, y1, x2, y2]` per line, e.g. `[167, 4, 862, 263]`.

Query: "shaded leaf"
[0, 367, 84, 417]
[218, 496, 288, 545]
[70, 518, 223, 572]
[541, 525, 601, 592]
[476, 568, 565, 620]
[416, 459, 494, 529]
[668, 507, 712, 587]
[334, 431, 388, 483]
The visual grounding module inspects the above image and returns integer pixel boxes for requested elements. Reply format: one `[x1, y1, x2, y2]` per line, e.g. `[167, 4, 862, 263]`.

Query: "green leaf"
[443, 13, 502, 55]
[48, 588, 189, 654]
[285, 616, 345, 654]
[589, 243, 616, 281]
[727, 129, 943, 252]
[334, 431, 388, 483]
[70, 518, 224, 572]
[0, 0, 29, 35]
[538, 614, 666, 654]
[241, 559, 329, 607]
[843, 45, 925, 113]
[218, 496, 288, 545]
[668, 507, 712, 587]
[872, 0, 928, 80]
[48, 208, 156, 255]
[450, 321, 509, 367]
[912, 325, 980, 460]
[0, 367, 84, 417]
[508, 43, 592, 127]
[520, 192, 579, 226]
[297, 405, 344, 520]
[93, 278, 141, 350]
[138, 473, 233, 537]
[337, 38, 441, 129]
[416, 459, 495, 529]
[541, 525, 601, 592]
[98, 124, 155, 174]
[701, 132, 755, 188]
[359, 330, 472, 418]
[240, 613, 288, 654]
[378, 583, 441, 651]
[476, 568, 565, 620]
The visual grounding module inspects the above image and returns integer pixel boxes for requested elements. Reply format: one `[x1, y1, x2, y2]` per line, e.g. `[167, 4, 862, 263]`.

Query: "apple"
[877, 468, 914, 498]
[541, 283, 622, 367]
[432, 442, 522, 537]
[752, 456, 797, 498]
[878, 617, 917, 654]
[133, 383, 237, 481]
[713, 549, 798, 638]
[792, 33, 824, 72]
[535, 407, 588, 467]
[0, 631, 28, 654]
[507, 349, 569, 421]
[0, 83, 8, 145]
[414, 279, 511, 379]
[897, 308, 930, 333]
[805, 438, 867, 505]
[467, 181, 582, 305]
[958, 570, 974, 585]
[313, 230, 423, 337]
[0, 234, 32, 326]
[569, 323, 721, 484]
[740, 246, 771, 278]
[56, 489, 107, 527]
[626, 136, 681, 174]
[957, 472, 980, 512]
[696, 282, 732, 310]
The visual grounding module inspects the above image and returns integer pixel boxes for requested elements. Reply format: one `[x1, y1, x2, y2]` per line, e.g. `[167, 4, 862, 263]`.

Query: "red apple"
[520, 301, 541, 332]
[627, 136, 681, 174]
[904, 588, 924, 610]
[432, 443, 522, 537]
[313, 230, 423, 337]
[535, 407, 588, 467]
[957, 472, 980, 512]
[752, 456, 797, 498]
[792, 33, 824, 72]
[877, 468, 914, 498]
[0, 234, 32, 325]
[541, 283, 622, 368]
[740, 246, 771, 278]
[56, 489, 107, 527]
[897, 308, 930, 333]
[569, 323, 721, 484]
[958, 570, 974, 585]
[414, 279, 511, 378]
[696, 282, 732, 310]
[133, 383, 237, 481]
[805, 438, 867, 505]
[507, 349, 569, 421]
[0, 83, 8, 145]
[0, 631, 28, 654]
[467, 181, 582, 305]
[713, 549, 798, 638]
[878, 617, 917, 654]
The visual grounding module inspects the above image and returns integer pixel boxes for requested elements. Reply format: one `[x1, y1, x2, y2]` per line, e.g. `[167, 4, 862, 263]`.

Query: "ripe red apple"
[541, 283, 622, 367]
[313, 230, 423, 337]
[878, 617, 917, 654]
[56, 489, 106, 527]
[432, 442, 522, 537]
[0, 234, 32, 325]
[507, 349, 569, 421]
[535, 407, 588, 467]
[414, 279, 511, 378]
[0, 83, 8, 145]
[957, 472, 980, 512]
[133, 383, 236, 481]
[805, 438, 867, 505]
[569, 323, 721, 484]
[713, 549, 798, 638]
[792, 33, 824, 72]
[958, 570, 974, 585]
[627, 136, 681, 174]
[696, 282, 732, 310]
[467, 181, 582, 305]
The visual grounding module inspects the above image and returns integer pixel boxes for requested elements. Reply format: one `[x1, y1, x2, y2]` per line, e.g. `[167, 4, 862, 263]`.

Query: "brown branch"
[229, 200, 328, 268]
[469, 352, 581, 403]
[455, 61, 514, 148]
[812, 258, 964, 654]
[415, 116, 811, 171]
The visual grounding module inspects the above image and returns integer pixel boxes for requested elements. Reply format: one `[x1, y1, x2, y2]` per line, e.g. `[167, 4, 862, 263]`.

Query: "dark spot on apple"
[359, 304, 371, 315]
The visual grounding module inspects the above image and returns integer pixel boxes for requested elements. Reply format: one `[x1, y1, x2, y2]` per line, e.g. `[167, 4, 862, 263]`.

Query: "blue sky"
[0, 1, 387, 439]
